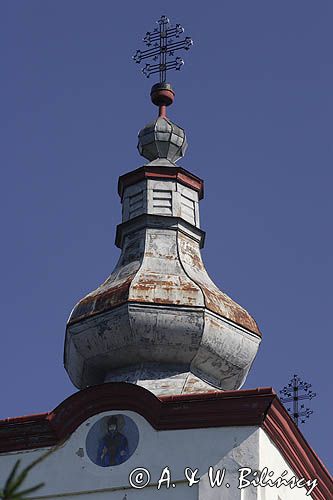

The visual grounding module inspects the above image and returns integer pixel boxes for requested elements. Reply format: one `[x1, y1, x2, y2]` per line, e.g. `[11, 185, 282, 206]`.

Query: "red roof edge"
[262, 397, 332, 500]
[0, 383, 331, 500]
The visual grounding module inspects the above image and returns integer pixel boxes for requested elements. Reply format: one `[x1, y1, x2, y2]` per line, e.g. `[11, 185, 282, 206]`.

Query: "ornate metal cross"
[280, 374, 317, 427]
[133, 15, 193, 82]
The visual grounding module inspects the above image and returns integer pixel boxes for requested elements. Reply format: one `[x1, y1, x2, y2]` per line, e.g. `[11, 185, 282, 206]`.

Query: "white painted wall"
[0, 410, 315, 499]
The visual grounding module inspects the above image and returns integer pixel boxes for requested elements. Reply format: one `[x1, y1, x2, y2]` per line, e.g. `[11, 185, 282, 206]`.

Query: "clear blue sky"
[1, 1, 332, 472]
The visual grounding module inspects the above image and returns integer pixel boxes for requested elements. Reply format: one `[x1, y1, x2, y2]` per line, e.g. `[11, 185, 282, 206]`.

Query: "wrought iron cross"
[280, 374, 317, 427]
[133, 15, 193, 82]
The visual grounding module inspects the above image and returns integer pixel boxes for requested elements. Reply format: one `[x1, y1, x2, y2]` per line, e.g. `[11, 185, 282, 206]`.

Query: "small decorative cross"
[280, 374, 317, 426]
[133, 15, 193, 82]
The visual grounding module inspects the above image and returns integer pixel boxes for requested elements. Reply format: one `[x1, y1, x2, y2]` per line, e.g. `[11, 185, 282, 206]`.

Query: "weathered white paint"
[65, 152, 261, 392]
[66, 221, 260, 392]
[104, 364, 218, 395]
[122, 178, 200, 228]
[0, 411, 314, 499]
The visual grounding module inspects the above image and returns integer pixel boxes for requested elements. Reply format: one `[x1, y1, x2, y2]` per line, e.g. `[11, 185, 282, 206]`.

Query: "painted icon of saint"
[97, 415, 129, 466]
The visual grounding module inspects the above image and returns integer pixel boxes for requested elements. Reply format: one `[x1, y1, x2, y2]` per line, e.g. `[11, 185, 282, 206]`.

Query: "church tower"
[0, 16, 331, 500]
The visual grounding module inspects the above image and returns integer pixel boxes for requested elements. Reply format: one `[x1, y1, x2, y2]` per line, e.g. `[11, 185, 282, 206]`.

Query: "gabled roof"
[0, 384, 331, 500]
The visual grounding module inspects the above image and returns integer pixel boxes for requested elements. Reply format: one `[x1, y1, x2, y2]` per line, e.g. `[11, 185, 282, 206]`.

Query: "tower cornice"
[118, 164, 204, 200]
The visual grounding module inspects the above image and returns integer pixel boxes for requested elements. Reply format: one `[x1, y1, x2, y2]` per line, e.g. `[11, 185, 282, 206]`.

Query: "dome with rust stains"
[64, 78, 261, 396]
[64, 162, 261, 396]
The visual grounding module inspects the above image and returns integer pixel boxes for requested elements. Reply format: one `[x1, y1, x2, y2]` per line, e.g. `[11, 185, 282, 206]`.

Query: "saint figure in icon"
[97, 415, 129, 466]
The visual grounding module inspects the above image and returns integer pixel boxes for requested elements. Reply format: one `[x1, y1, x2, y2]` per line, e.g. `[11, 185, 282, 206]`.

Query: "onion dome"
[64, 82, 262, 396]
[138, 116, 187, 163]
